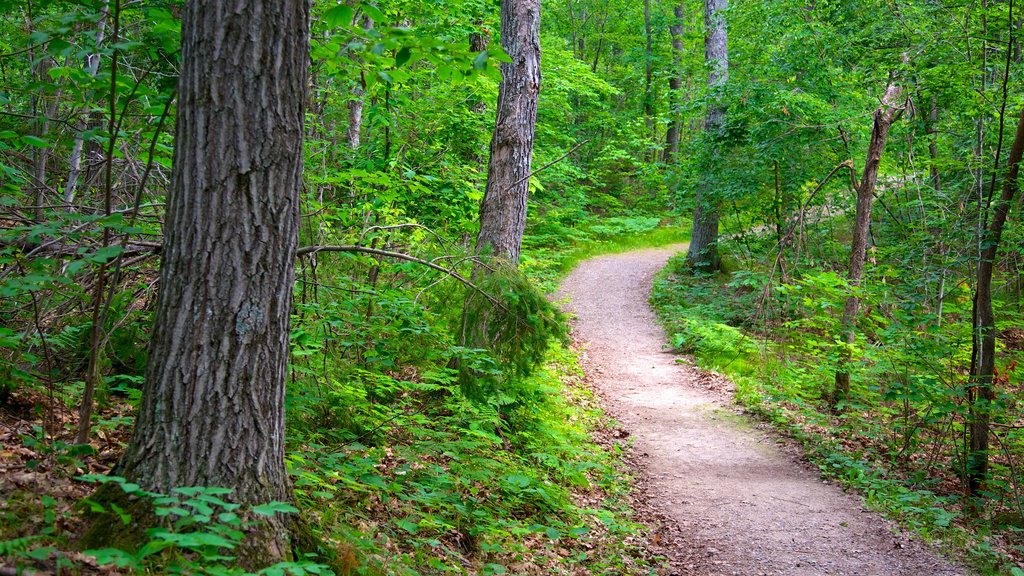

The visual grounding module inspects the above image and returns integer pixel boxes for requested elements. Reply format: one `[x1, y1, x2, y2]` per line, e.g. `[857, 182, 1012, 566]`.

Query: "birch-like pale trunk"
[686, 0, 727, 272]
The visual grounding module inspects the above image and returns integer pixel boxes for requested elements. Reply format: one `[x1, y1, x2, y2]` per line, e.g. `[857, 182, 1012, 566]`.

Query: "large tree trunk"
[475, 0, 541, 266]
[967, 107, 1024, 495]
[832, 79, 904, 405]
[686, 0, 727, 272]
[110, 0, 309, 564]
[663, 2, 685, 163]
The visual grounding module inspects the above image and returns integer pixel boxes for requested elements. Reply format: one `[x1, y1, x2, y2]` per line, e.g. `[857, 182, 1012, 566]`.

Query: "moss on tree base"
[76, 482, 346, 574]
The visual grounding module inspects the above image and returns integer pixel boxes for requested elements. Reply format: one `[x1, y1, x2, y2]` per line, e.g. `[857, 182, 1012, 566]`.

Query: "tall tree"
[102, 0, 310, 562]
[663, 1, 685, 163]
[347, 10, 373, 149]
[833, 76, 905, 405]
[686, 0, 727, 272]
[475, 0, 542, 265]
[967, 107, 1024, 495]
[643, 0, 654, 132]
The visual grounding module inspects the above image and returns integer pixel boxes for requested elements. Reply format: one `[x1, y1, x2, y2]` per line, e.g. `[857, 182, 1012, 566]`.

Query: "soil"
[556, 246, 968, 576]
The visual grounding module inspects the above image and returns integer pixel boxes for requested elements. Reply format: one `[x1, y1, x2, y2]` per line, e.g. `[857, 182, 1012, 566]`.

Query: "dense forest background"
[2, 0, 1024, 574]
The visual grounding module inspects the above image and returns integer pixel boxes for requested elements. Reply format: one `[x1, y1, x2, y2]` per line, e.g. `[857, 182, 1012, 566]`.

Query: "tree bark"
[643, 0, 654, 132]
[663, 2, 685, 163]
[475, 0, 541, 266]
[64, 2, 109, 205]
[347, 12, 373, 150]
[967, 107, 1024, 495]
[470, 23, 491, 115]
[686, 0, 727, 272]
[833, 79, 904, 405]
[113, 0, 309, 563]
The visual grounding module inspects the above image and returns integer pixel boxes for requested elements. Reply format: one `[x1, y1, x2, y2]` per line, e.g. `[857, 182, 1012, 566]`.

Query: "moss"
[289, 511, 365, 576]
[76, 483, 348, 574]
[76, 481, 157, 552]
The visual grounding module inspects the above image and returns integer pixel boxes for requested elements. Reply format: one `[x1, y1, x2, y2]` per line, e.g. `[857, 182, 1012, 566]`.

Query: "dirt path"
[557, 246, 966, 576]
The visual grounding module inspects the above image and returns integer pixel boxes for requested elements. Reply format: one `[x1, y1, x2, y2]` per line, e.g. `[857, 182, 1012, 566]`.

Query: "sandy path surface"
[556, 246, 966, 576]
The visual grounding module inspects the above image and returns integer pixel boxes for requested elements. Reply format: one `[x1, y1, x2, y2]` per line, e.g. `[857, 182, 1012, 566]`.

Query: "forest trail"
[556, 246, 966, 576]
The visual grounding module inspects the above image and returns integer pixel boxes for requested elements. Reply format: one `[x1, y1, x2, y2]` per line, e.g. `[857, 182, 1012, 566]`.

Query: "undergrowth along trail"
[559, 245, 965, 576]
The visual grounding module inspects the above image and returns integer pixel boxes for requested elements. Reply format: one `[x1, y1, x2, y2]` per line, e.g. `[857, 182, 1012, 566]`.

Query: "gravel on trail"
[556, 246, 967, 576]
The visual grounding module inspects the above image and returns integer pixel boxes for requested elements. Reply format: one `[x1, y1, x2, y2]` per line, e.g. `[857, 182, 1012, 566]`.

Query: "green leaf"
[359, 3, 385, 23]
[85, 548, 141, 569]
[395, 517, 419, 533]
[21, 135, 49, 148]
[251, 501, 299, 516]
[568, 525, 590, 537]
[155, 531, 237, 549]
[395, 46, 412, 67]
[324, 5, 353, 27]
[473, 51, 490, 71]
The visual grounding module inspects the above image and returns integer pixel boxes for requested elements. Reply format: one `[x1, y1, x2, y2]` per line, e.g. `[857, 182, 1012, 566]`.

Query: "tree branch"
[296, 244, 504, 309]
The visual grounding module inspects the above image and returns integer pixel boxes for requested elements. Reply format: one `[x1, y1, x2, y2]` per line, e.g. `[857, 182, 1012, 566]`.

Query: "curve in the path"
[557, 246, 965, 576]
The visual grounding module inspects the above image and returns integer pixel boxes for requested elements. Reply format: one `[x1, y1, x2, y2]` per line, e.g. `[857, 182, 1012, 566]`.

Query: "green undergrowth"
[1, 217, 681, 575]
[650, 253, 1024, 576]
[286, 342, 659, 576]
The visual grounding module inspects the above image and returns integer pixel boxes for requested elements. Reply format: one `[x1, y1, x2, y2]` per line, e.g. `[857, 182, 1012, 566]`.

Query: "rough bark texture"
[113, 0, 309, 562]
[833, 80, 904, 404]
[686, 0, 727, 272]
[475, 0, 541, 266]
[967, 107, 1024, 495]
[662, 3, 685, 163]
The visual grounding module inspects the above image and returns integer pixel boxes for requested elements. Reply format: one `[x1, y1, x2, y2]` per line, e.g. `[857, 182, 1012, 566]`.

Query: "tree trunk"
[686, 0, 727, 272]
[347, 11, 373, 149]
[470, 23, 490, 115]
[967, 107, 1024, 495]
[663, 2, 684, 163]
[475, 0, 541, 266]
[833, 79, 904, 405]
[643, 0, 654, 132]
[64, 3, 109, 205]
[113, 0, 309, 564]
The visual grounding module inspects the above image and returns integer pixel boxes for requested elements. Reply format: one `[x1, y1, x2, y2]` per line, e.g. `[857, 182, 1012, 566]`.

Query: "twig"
[504, 139, 589, 193]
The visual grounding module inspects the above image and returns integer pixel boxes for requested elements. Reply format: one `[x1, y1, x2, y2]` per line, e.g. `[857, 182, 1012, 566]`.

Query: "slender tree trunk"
[111, 0, 309, 563]
[347, 12, 373, 149]
[23, 9, 56, 220]
[967, 103, 1024, 497]
[64, 2, 109, 205]
[926, 98, 948, 325]
[643, 0, 654, 133]
[590, 15, 606, 74]
[686, 0, 727, 272]
[475, 0, 541, 266]
[663, 2, 684, 163]
[470, 24, 490, 115]
[833, 78, 905, 405]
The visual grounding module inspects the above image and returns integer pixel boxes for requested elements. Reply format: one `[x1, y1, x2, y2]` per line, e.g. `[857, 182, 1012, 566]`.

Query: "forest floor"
[556, 245, 969, 576]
